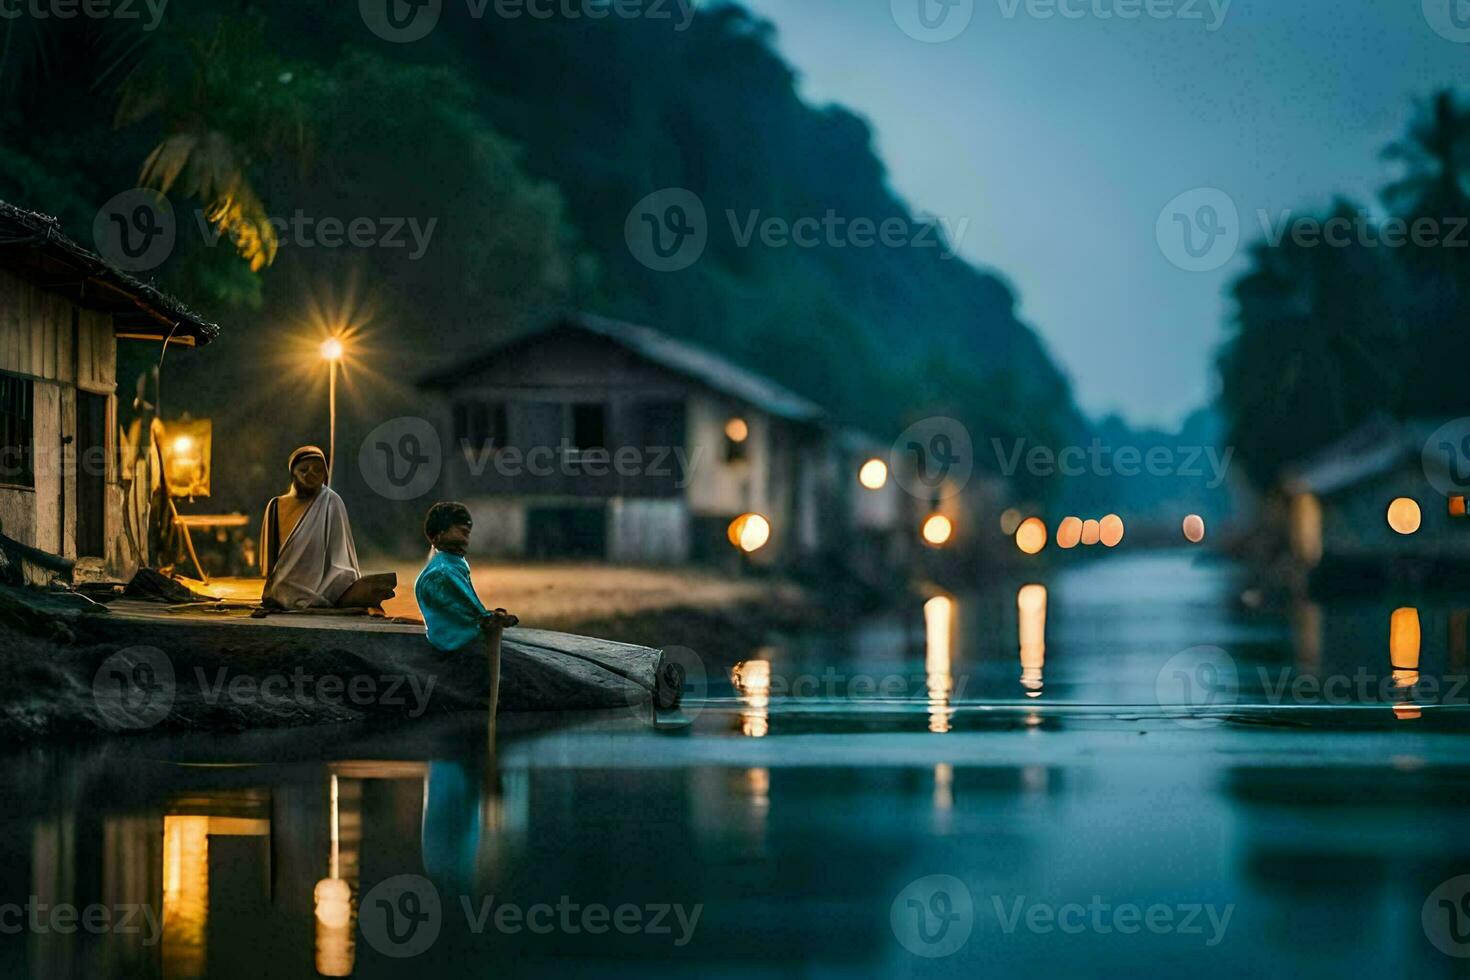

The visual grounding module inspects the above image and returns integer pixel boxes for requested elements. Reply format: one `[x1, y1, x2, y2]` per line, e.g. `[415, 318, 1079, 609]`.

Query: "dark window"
[571, 403, 606, 451]
[0, 373, 34, 488]
[452, 400, 507, 451]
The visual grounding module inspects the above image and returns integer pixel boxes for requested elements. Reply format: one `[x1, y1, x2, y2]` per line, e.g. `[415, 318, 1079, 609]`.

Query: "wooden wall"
[0, 269, 121, 569]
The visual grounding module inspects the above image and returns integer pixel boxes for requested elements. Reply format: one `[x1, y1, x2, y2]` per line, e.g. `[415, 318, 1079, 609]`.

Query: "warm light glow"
[162, 816, 209, 979]
[1017, 584, 1047, 698]
[1081, 519, 1101, 546]
[320, 336, 344, 362]
[1056, 516, 1083, 549]
[727, 513, 771, 553]
[1392, 605, 1423, 722]
[1183, 514, 1206, 543]
[858, 457, 889, 490]
[999, 508, 1023, 536]
[1387, 497, 1422, 535]
[1292, 493, 1323, 566]
[314, 878, 352, 929]
[732, 658, 771, 737]
[1452, 495, 1467, 517]
[922, 513, 954, 547]
[724, 417, 749, 443]
[1390, 606, 1421, 685]
[924, 595, 954, 733]
[1099, 514, 1124, 548]
[1015, 517, 1047, 555]
[172, 435, 193, 455]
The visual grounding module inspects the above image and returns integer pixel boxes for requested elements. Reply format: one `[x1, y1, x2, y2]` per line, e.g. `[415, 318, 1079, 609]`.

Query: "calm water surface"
[4, 550, 1470, 978]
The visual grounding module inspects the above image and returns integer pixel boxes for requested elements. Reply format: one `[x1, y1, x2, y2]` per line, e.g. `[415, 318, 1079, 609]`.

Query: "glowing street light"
[922, 513, 954, 547]
[728, 513, 771, 553]
[858, 457, 889, 490]
[1099, 514, 1125, 548]
[1016, 517, 1047, 555]
[1387, 497, 1421, 535]
[1056, 516, 1083, 549]
[1080, 518, 1100, 546]
[320, 336, 345, 482]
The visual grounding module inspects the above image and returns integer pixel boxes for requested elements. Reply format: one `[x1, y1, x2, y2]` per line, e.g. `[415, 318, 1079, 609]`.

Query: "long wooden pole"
[327, 359, 337, 485]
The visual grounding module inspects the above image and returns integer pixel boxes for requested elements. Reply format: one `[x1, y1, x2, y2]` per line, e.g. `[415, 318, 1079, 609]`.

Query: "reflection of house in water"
[1279, 416, 1470, 586]
[0, 202, 218, 579]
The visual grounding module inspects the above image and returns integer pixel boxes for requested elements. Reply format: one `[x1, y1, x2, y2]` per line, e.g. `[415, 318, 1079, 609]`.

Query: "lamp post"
[320, 336, 344, 482]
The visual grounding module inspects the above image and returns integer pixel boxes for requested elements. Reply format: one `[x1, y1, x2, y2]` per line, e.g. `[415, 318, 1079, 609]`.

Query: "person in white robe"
[259, 446, 361, 609]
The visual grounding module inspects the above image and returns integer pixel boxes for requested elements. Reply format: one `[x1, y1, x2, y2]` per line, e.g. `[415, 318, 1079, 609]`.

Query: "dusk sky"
[741, 0, 1470, 427]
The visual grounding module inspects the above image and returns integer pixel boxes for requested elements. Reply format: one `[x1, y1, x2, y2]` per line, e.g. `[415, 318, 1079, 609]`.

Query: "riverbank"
[370, 559, 850, 663]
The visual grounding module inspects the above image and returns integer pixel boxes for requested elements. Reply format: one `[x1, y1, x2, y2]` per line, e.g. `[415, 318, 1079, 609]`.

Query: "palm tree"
[114, 14, 320, 272]
[1217, 201, 1405, 488]
[1381, 89, 1470, 284]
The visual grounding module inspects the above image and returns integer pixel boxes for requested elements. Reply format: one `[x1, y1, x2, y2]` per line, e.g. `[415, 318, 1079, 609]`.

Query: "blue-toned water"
[4, 550, 1470, 978]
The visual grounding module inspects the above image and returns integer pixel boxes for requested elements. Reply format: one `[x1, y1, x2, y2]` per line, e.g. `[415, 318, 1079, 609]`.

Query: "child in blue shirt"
[415, 502, 517, 716]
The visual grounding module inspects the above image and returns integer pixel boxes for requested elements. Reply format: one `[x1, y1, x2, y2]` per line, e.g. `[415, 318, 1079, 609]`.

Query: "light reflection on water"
[5, 550, 1470, 977]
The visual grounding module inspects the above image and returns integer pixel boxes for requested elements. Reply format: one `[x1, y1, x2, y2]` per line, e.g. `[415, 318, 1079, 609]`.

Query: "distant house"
[0, 202, 218, 580]
[418, 314, 828, 566]
[1280, 415, 1470, 582]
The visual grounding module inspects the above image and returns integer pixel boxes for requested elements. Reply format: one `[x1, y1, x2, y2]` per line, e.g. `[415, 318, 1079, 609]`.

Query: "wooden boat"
[0, 588, 685, 740]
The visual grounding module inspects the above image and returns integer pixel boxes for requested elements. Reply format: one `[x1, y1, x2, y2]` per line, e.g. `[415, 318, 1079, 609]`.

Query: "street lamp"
[320, 336, 344, 482]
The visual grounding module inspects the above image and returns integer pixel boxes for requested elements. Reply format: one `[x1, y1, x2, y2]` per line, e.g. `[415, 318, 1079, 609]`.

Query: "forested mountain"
[1, 1, 1084, 525]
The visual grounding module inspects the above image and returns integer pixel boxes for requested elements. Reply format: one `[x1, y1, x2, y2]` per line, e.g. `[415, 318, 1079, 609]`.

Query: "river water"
[4, 550, 1470, 977]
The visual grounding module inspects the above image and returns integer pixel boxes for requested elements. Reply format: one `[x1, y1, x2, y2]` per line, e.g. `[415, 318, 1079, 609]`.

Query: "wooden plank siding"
[0, 269, 121, 568]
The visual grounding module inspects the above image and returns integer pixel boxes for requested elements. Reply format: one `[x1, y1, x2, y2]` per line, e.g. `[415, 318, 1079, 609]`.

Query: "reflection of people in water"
[260, 447, 393, 609]
[422, 761, 483, 895]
